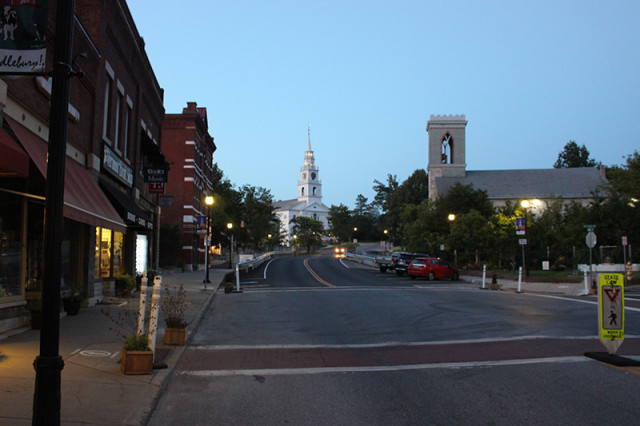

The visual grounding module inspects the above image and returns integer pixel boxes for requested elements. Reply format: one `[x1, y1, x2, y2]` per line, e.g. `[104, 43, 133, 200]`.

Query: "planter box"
[164, 327, 188, 346]
[121, 348, 153, 375]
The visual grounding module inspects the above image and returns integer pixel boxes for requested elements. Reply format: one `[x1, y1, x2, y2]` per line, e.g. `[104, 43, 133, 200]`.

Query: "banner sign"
[143, 164, 168, 183]
[0, 1, 48, 73]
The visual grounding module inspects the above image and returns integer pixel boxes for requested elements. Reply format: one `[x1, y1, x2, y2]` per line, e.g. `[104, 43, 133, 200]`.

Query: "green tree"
[328, 204, 353, 243]
[448, 210, 496, 266]
[237, 185, 277, 251]
[554, 141, 599, 168]
[290, 216, 324, 253]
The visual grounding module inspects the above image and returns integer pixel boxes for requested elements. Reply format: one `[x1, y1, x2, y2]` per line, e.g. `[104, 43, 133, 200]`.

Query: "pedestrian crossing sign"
[598, 273, 624, 354]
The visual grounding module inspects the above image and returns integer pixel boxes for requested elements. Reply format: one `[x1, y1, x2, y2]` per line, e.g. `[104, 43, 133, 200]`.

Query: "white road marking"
[178, 356, 591, 377]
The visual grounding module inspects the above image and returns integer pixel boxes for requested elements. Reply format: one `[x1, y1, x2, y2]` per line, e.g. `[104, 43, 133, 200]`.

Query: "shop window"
[0, 195, 24, 298]
[95, 227, 124, 279]
[136, 234, 148, 275]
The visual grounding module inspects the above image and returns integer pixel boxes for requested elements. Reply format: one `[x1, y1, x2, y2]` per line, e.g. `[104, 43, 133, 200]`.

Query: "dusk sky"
[128, 1, 640, 208]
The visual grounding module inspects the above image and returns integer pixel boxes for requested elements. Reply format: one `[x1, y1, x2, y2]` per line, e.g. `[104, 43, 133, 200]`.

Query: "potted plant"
[225, 282, 234, 293]
[101, 306, 154, 375]
[120, 333, 153, 375]
[160, 284, 189, 345]
[62, 288, 83, 316]
[114, 273, 136, 297]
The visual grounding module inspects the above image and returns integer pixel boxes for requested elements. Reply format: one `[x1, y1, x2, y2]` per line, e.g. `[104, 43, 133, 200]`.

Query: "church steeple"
[298, 124, 321, 203]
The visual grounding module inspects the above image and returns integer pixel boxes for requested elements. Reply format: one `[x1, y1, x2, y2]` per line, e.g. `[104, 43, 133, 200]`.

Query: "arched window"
[312, 187, 317, 195]
[301, 187, 305, 196]
[441, 133, 453, 164]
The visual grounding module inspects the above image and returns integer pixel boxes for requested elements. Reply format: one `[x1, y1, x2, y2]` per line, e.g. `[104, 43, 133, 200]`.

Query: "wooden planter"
[121, 348, 153, 375]
[164, 327, 188, 346]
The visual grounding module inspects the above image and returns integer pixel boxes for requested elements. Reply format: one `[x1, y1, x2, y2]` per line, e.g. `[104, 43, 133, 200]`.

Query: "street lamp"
[227, 222, 233, 268]
[448, 214, 457, 265]
[520, 200, 530, 276]
[384, 229, 388, 251]
[203, 196, 214, 285]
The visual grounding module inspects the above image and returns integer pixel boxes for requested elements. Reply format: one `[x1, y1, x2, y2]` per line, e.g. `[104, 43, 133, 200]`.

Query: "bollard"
[148, 275, 162, 360]
[584, 269, 589, 295]
[517, 266, 523, 293]
[235, 264, 240, 292]
[627, 261, 633, 283]
[137, 272, 148, 336]
[482, 264, 487, 289]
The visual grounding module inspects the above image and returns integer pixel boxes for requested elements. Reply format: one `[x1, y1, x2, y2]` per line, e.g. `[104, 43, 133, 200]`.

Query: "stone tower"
[426, 114, 467, 200]
[297, 125, 322, 203]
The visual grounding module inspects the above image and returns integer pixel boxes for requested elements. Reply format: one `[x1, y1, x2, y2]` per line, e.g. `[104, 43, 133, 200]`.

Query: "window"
[312, 187, 317, 195]
[95, 227, 124, 279]
[103, 75, 113, 142]
[301, 187, 305, 196]
[123, 103, 132, 160]
[114, 91, 121, 150]
[441, 133, 453, 164]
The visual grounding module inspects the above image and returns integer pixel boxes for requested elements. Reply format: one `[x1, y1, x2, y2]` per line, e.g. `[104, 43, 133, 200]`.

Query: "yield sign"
[598, 273, 625, 354]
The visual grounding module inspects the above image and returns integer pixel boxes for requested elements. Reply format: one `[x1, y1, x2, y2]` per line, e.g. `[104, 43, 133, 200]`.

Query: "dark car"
[408, 257, 459, 281]
[391, 252, 429, 276]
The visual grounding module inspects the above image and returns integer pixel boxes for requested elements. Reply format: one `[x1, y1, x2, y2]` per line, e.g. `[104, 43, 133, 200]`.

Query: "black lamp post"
[33, 1, 75, 423]
[203, 196, 214, 285]
[227, 223, 233, 268]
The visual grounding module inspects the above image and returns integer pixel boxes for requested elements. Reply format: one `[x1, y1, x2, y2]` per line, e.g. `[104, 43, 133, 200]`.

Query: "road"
[148, 254, 640, 425]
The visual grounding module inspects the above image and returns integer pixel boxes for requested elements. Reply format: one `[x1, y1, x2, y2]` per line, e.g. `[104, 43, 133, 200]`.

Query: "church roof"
[435, 167, 608, 200]
[274, 198, 330, 213]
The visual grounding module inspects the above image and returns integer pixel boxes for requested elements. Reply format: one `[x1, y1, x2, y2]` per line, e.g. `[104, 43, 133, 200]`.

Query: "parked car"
[391, 252, 429, 276]
[408, 257, 459, 281]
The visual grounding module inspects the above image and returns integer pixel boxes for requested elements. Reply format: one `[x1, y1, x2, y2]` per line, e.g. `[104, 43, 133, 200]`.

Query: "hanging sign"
[598, 273, 624, 354]
[0, 1, 48, 73]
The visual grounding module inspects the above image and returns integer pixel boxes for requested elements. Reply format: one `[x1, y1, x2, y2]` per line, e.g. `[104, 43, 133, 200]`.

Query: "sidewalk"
[462, 274, 590, 296]
[0, 267, 231, 425]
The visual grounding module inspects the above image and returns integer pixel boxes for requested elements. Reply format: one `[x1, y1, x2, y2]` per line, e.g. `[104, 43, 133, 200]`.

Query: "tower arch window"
[301, 187, 305, 196]
[312, 187, 317, 196]
[441, 133, 453, 164]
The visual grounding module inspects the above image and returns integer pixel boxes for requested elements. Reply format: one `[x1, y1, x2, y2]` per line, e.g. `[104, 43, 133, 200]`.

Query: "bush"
[114, 274, 136, 297]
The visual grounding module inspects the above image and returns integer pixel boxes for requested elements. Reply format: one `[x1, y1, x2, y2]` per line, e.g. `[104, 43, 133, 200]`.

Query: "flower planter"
[63, 299, 81, 316]
[164, 326, 188, 346]
[121, 348, 153, 375]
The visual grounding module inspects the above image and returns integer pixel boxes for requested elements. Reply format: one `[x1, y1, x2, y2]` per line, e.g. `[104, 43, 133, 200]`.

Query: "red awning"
[0, 125, 29, 176]
[5, 116, 127, 233]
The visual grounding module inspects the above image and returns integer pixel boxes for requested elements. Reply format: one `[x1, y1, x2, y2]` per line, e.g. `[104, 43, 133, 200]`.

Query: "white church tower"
[274, 125, 330, 244]
[297, 125, 322, 202]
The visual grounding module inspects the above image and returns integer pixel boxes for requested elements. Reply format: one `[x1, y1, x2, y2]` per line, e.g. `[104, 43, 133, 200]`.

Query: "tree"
[554, 141, 599, 168]
[290, 216, 324, 253]
[328, 204, 353, 243]
[237, 185, 277, 251]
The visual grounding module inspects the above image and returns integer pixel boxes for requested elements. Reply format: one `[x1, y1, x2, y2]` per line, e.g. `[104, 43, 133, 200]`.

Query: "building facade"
[426, 114, 608, 208]
[161, 102, 216, 270]
[0, 0, 166, 334]
[274, 128, 329, 243]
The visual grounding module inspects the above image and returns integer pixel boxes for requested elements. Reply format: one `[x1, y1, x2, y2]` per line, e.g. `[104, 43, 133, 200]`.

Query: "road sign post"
[585, 227, 597, 291]
[598, 273, 624, 354]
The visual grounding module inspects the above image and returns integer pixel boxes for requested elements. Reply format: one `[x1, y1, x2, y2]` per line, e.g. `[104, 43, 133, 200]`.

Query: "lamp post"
[448, 214, 457, 265]
[520, 200, 530, 276]
[353, 227, 358, 244]
[384, 229, 388, 251]
[227, 223, 233, 268]
[203, 196, 214, 285]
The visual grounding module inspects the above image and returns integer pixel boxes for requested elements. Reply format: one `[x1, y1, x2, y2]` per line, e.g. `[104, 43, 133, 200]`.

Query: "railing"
[344, 252, 377, 267]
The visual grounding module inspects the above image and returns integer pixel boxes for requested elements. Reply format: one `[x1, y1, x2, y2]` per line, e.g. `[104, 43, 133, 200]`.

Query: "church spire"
[304, 124, 315, 168]
[307, 123, 311, 151]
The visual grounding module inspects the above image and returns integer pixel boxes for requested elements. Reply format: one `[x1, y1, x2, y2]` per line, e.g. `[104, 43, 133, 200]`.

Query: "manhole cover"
[79, 350, 112, 357]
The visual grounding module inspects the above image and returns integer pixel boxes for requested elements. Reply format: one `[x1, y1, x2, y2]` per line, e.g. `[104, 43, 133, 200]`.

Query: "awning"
[99, 177, 153, 230]
[0, 123, 29, 176]
[5, 116, 127, 233]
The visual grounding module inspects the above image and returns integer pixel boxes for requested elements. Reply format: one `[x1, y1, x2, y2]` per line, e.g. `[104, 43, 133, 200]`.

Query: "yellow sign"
[598, 273, 624, 354]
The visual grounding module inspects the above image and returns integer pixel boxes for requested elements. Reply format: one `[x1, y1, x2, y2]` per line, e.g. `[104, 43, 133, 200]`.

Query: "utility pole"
[32, 1, 76, 424]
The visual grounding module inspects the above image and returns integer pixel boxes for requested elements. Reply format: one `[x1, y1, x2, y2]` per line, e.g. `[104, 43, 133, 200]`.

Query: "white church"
[274, 127, 330, 244]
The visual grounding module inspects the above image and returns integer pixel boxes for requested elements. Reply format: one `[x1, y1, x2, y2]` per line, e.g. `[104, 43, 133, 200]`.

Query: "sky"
[128, 0, 640, 209]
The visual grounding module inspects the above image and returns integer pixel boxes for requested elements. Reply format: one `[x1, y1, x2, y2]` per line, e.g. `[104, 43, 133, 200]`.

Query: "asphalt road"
[148, 254, 640, 425]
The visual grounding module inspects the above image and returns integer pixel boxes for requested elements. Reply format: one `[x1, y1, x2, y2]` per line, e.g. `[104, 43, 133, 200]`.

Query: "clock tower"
[297, 125, 322, 203]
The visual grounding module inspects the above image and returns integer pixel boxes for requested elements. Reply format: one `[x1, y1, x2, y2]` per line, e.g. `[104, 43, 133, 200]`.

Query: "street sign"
[585, 231, 597, 248]
[622, 236, 628, 246]
[196, 215, 207, 228]
[598, 273, 625, 354]
[515, 217, 525, 235]
[584, 224, 596, 232]
[518, 238, 527, 245]
[148, 182, 164, 194]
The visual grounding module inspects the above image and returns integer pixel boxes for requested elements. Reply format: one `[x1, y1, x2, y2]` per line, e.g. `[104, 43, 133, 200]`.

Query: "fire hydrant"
[626, 261, 633, 283]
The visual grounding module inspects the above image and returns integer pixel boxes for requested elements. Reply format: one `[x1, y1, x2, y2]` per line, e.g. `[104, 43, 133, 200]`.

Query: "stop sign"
[586, 231, 597, 248]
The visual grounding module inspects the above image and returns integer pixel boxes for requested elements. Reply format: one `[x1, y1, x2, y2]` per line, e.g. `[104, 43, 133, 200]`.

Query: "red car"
[408, 257, 459, 281]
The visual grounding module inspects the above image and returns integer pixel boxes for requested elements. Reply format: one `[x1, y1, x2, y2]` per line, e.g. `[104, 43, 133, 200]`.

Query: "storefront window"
[95, 227, 124, 279]
[135, 234, 148, 275]
[0, 195, 23, 298]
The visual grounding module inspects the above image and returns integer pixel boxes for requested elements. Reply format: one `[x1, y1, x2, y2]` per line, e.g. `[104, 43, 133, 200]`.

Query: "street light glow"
[227, 222, 233, 230]
[448, 214, 456, 221]
[205, 195, 214, 206]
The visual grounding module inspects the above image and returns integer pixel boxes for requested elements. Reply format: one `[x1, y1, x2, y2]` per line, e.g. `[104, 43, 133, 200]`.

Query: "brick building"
[0, 0, 166, 334]
[161, 102, 216, 270]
